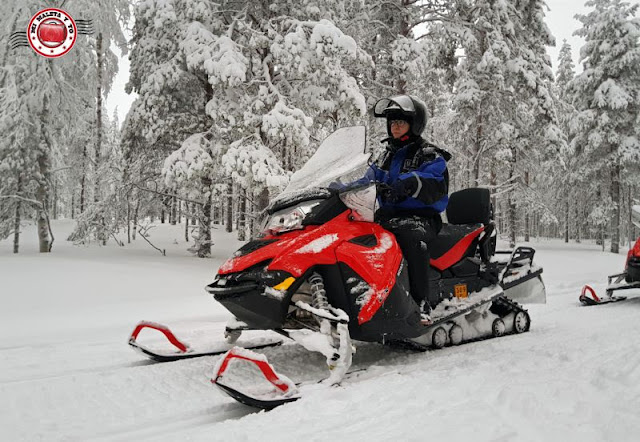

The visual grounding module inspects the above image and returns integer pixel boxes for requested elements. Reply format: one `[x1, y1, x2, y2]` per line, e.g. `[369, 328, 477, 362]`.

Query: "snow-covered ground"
[1, 221, 639, 441]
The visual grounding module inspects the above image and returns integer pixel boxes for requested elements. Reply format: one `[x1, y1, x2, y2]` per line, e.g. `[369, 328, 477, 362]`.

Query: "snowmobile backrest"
[446, 188, 492, 226]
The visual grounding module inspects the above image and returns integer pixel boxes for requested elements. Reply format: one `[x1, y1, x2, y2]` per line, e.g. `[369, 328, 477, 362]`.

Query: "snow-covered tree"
[178, 0, 371, 243]
[569, 0, 640, 253]
[0, 0, 128, 251]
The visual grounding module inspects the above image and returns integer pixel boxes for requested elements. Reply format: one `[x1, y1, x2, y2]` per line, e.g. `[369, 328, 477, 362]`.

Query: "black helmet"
[373, 94, 427, 137]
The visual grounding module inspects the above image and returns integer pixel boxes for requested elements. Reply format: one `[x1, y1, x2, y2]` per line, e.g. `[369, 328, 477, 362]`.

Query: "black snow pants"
[378, 214, 440, 313]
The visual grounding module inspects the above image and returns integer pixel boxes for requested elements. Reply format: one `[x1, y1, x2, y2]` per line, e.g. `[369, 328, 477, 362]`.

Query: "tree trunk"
[133, 199, 139, 241]
[170, 195, 177, 225]
[198, 178, 212, 257]
[12, 176, 22, 254]
[52, 179, 58, 220]
[226, 179, 233, 233]
[37, 90, 52, 253]
[80, 143, 87, 213]
[575, 202, 581, 243]
[213, 197, 220, 225]
[610, 163, 620, 253]
[238, 189, 246, 241]
[564, 196, 569, 243]
[191, 202, 197, 225]
[524, 171, 530, 242]
[629, 185, 635, 246]
[508, 147, 517, 248]
[95, 33, 105, 245]
[473, 111, 482, 187]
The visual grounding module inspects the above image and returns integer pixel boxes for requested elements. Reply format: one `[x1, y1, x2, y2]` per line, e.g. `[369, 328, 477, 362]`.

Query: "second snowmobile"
[204, 126, 546, 408]
[580, 205, 640, 305]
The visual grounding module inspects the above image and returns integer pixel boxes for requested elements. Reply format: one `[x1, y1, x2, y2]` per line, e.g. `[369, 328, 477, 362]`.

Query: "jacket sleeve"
[397, 155, 448, 205]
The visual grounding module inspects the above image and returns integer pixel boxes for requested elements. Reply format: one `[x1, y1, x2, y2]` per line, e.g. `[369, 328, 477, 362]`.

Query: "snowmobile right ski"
[128, 321, 283, 362]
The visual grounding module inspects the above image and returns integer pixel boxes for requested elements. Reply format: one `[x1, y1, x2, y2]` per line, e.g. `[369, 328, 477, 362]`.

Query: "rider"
[364, 95, 451, 317]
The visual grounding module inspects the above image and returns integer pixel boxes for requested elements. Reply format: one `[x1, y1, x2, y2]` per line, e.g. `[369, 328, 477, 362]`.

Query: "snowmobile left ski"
[128, 321, 283, 362]
[204, 127, 544, 409]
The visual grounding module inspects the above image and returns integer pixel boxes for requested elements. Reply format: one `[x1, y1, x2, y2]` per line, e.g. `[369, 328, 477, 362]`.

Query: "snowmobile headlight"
[261, 200, 321, 235]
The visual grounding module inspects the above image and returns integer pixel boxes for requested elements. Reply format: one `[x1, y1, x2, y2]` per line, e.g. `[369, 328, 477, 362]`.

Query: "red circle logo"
[27, 8, 76, 58]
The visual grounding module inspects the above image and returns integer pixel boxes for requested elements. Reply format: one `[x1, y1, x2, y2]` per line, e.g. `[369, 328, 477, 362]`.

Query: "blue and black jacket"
[359, 135, 450, 218]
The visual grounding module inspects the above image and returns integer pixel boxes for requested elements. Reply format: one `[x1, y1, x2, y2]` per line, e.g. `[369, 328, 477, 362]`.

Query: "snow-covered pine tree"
[123, 0, 216, 254]
[555, 40, 579, 243]
[507, 0, 562, 245]
[448, 0, 522, 189]
[180, 0, 370, 242]
[443, 0, 562, 246]
[569, 0, 640, 253]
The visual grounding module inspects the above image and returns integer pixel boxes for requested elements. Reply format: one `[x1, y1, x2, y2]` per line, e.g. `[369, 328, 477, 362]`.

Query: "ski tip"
[128, 321, 190, 353]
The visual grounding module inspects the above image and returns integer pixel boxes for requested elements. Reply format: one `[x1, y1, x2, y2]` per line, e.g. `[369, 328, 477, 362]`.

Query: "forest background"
[1, 0, 639, 258]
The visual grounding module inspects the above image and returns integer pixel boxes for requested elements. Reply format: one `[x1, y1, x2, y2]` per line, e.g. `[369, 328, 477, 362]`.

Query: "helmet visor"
[373, 95, 416, 117]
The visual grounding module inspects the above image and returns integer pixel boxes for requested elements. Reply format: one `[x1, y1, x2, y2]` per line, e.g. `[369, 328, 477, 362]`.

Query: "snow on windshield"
[284, 126, 370, 195]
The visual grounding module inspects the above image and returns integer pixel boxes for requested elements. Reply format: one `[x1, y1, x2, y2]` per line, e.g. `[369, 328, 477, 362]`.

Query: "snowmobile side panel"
[338, 261, 424, 342]
[334, 230, 403, 325]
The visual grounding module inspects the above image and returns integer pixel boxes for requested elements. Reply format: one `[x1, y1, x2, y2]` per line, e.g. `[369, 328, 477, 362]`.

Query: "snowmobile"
[580, 205, 640, 306]
[129, 126, 546, 409]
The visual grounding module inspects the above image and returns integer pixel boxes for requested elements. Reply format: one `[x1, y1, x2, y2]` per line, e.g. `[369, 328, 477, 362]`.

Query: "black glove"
[388, 177, 418, 203]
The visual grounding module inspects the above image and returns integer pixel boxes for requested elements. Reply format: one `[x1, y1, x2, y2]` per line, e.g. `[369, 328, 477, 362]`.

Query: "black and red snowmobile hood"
[215, 210, 405, 326]
[218, 211, 400, 279]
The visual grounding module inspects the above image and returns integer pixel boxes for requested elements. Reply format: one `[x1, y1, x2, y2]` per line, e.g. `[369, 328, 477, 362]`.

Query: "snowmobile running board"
[128, 321, 282, 363]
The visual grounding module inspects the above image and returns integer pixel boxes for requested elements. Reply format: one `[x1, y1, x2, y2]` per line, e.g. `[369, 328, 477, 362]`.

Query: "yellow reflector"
[454, 283, 468, 299]
[273, 277, 296, 291]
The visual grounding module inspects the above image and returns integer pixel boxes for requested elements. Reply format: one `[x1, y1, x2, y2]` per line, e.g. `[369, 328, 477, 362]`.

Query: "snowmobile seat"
[428, 188, 495, 271]
[446, 188, 492, 226]
[429, 224, 484, 271]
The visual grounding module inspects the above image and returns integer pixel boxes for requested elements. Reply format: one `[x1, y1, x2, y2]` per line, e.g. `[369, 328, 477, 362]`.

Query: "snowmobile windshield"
[373, 95, 416, 117]
[268, 126, 371, 211]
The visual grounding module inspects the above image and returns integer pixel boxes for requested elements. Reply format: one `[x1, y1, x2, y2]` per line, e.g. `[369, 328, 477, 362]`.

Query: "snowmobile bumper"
[206, 278, 292, 330]
[497, 247, 546, 304]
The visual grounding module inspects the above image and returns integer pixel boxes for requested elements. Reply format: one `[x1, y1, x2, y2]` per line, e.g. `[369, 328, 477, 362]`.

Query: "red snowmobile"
[129, 127, 546, 409]
[580, 205, 640, 305]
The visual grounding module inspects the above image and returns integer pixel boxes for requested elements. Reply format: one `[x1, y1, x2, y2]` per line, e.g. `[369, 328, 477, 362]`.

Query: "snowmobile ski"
[128, 321, 283, 362]
[212, 347, 373, 410]
[212, 347, 300, 409]
[579, 285, 627, 306]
